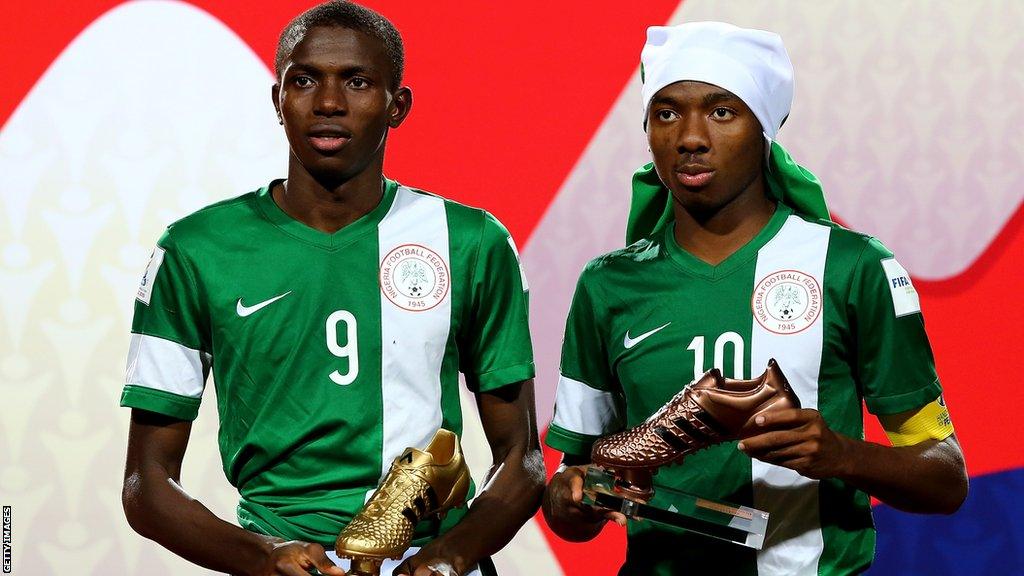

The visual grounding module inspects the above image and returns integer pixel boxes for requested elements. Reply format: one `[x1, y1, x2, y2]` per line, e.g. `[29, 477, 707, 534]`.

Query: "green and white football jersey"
[546, 203, 942, 576]
[121, 178, 534, 547]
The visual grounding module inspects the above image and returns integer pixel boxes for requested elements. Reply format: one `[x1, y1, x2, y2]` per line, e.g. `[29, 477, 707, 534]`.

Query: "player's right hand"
[542, 465, 627, 542]
[256, 540, 346, 576]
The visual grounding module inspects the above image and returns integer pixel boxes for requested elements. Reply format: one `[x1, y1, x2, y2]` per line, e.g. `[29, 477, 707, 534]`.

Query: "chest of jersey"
[175, 187, 480, 479]
[609, 217, 839, 428]
[192, 184, 475, 394]
[197, 236, 453, 391]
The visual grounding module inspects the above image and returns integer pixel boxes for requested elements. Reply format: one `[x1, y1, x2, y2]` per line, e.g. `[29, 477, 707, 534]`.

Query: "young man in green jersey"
[119, 3, 544, 575]
[542, 22, 968, 575]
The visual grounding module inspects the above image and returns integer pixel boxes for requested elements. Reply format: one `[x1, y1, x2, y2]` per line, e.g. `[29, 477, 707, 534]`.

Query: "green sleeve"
[851, 238, 942, 415]
[558, 267, 615, 392]
[120, 228, 211, 421]
[459, 212, 535, 392]
[546, 266, 624, 457]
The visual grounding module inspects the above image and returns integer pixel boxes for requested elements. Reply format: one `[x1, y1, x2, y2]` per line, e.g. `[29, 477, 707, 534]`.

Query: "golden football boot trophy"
[335, 429, 471, 576]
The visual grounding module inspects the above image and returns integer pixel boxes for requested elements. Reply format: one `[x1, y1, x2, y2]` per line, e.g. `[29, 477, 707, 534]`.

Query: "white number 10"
[687, 332, 744, 380]
[326, 310, 358, 385]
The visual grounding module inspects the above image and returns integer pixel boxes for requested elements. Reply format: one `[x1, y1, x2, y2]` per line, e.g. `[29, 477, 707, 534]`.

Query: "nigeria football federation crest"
[751, 269, 822, 334]
[380, 244, 450, 311]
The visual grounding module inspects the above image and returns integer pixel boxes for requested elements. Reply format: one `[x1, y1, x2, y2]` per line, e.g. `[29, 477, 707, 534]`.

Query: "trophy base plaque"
[346, 557, 385, 576]
[582, 466, 769, 550]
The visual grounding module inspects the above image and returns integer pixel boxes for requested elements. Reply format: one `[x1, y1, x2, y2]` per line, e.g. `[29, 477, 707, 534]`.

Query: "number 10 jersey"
[121, 179, 534, 547]
[547, 204, 943, 575]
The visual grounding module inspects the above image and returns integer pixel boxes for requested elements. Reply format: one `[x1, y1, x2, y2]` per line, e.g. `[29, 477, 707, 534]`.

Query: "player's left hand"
[737, 408, 851, 480]
[393, 542, 468, 576]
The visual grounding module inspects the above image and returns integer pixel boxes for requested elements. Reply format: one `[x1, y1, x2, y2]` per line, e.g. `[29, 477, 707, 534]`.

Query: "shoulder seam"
[845, 235, 875, 316]
[157, 229, 209, 351]
[577, 266, 614, 358]
[169, 193, 255, 228]
[401, 185, 491, 216]
[466, 210, 488, 288]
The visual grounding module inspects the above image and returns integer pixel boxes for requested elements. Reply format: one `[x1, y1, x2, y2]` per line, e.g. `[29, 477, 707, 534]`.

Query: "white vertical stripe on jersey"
[376, 187, 451, 482]
[551, 374, 623, 436]
[750, 215, 831, 576]
[125, 333, 211, 398]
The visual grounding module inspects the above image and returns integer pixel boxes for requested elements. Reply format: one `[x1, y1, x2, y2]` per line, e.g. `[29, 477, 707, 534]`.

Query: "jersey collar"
[255, 178, 399, 250]
[664, 202, 792, 280]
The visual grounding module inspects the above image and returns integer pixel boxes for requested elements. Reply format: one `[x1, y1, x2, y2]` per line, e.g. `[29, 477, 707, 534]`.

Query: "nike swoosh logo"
[623, 322, 671, 349]
[236, 291, 292, 317]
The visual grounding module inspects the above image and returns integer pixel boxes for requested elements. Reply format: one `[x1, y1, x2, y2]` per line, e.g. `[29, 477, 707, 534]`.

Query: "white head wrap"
[640, 22, 794, 143]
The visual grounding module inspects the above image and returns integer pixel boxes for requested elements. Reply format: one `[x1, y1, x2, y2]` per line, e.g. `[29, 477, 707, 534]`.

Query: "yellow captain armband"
[878, 396, 955, 447]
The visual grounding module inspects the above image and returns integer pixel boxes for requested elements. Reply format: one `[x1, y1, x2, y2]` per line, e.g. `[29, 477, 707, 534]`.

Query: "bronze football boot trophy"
[591, 359, 800, 501]
[335, 428, 471, 576]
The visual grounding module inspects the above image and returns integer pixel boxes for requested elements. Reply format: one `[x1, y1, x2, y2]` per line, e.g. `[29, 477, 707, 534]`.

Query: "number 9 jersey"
[120, 178, 534, 547]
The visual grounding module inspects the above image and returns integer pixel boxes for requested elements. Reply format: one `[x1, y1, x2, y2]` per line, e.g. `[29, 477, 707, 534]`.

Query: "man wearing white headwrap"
[543, 22, 967, 575]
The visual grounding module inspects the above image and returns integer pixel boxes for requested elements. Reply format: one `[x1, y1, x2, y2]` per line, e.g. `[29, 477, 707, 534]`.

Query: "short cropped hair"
[275, 1, 404, 88]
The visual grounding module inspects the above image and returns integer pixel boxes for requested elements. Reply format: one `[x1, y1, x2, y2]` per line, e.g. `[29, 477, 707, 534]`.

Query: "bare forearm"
[123, 466, 273, 576]
[741, 409, 968, 515]
[413, 380, 545, 570]
[835, 435, 968, 514]
[433, 447, 545, 565]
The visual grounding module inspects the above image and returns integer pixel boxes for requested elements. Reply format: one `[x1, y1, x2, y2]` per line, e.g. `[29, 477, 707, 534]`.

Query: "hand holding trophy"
[584, 359, 800, 549]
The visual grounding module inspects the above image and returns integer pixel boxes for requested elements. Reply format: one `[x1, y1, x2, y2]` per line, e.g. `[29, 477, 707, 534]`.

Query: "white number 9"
[326, 310, 358, 386]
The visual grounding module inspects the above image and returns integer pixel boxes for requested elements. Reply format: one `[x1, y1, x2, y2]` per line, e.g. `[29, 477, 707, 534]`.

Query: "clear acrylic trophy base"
[582, 466, 769, 550]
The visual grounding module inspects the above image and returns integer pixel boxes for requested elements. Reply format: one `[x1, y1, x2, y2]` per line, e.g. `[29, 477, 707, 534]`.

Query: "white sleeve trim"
[551, 374, 622, 436]
[125, 333, 211, 398]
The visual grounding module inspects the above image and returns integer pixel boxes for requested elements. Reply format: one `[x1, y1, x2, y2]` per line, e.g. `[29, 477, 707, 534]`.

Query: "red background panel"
[3, 0, 683, 243]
